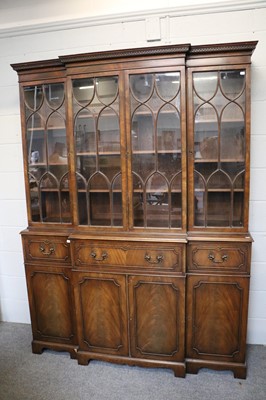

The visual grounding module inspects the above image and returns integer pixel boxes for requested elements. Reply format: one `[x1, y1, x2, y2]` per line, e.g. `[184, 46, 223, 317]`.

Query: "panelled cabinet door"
[188, 67, 250, 231]
[128, 275, 185, 361]
[186, 275, 249, 363]
[25, 265, 76, 344]
[73, 272, 128, 356]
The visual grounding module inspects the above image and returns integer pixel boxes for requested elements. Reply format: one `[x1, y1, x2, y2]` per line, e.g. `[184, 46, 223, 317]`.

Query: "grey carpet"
[0, 322, 265, 400]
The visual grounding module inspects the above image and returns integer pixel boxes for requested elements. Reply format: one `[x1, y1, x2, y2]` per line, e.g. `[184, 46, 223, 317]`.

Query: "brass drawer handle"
[208, 253, 228, 263]
[39, 241, 55, 256]
[144, 254, 164, 264]
[90, 251, 108, 262]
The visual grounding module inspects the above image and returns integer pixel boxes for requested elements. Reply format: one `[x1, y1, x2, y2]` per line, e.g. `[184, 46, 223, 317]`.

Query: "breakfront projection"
[12, 40, 257, 379]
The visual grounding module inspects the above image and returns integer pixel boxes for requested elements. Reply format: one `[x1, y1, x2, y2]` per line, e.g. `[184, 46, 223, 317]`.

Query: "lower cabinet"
[73, 271, 186, 377]
[25, 264, 77, 358]
[22, 234, 251, 379]
[186, 275, 250, 379]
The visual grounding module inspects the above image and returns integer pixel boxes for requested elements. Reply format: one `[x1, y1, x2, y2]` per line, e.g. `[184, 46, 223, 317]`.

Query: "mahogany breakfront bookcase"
[12, 41, 257, 379]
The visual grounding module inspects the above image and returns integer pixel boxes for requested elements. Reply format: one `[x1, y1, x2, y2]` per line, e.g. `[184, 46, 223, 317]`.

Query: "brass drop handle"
[144, 254, 164, 264]
[39, 242, 55, 256]
[90, 251, 108, 262]
[208, 253, 228, 263]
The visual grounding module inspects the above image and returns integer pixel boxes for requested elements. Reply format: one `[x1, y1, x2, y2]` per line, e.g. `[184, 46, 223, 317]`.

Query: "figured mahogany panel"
[26, 265, 75, 343]
[73, 272, 128, 355]
[72, 240, 184, 272]
[23, 235, 70, 264]
[129, 275, 185, 361]
[186, 275, 249, 363]
[187, 242, 250, 273]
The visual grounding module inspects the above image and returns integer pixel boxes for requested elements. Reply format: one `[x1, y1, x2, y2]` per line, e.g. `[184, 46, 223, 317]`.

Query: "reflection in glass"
[130, 74, 154, 103]
[24, 85, 43, 110]
[44, 84, 64, 109]
[156, 72, 180, 101]
[193, 72, 218, 101]
[96, 76, 118, 106]
[73, 78, 94, 105]
[130, 71, 182, 228]
[75, 109, 95, 153]
[98, 109, 120, 153]
[132, 105, 154, 152]
[220, 70, 245, 100]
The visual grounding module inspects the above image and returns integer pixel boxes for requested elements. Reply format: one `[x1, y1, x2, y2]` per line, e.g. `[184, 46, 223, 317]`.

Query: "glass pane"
[112, 174, 122, 226]
[220, 70, 245, 100]
[193, 72, 218, 101]
[75, 109, 95, 153]
[132, 154, 155, 182]
[207, 192, 230, 227]
[90, 193, 110, 226]
[208, 170, 231, 189]
[41, 192, 60, 223]
[44, 83, 64, 109]
[73, 78, 94, 105]
[47, 114, 67, 165]
[96, 76, 118, 106]
[61, 192, 71, 223]
[99, 155, 120, 181]
[98, 108, 120, 153]
[194, 171, 205, 226]
[156, 72, 180, 101]
[221, 104, 245, 161]
[77, 155, 96, 181]
[27, 114, 45, 165]
[133, 174, 144, 227]
[233, 192, 244, 227]
[146, 173, 168, 228]
[171, 174, 182, 228]
[130, 74, 154, 103]
[157, 104, 180, 152]
[132, 106, 154, 152]
[158, 153, 181, 181]
[24, 85, 43, 110]
[196, 104, 218, 160]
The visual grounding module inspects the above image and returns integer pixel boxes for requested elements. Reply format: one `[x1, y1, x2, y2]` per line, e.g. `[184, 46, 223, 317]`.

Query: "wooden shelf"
[194, 158, 245, 163]
[195, 188, 244, 193]
[133, 150, 181, 155]
[76, 151, 120, 156]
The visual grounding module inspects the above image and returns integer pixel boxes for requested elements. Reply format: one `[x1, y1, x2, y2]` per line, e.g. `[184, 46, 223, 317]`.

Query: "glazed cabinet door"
[22, 82, 72, 224]
[187, 66, 250, 231]
[25, 265, 77, 355]
[128, 275, 185, 362]
[126, 68, 186, 231]
[71, 74, 126, 228]
[73, 272, 128, 356]
[186, 275, 249, 364]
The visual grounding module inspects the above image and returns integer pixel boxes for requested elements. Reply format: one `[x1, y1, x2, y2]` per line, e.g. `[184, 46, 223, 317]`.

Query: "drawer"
[22, 235, 71, 265]
[72, 240, 184, 272]
[187, 242, 251, 273]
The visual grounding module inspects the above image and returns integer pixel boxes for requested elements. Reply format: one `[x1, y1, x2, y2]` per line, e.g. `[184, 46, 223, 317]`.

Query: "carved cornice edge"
[59, 44, 190, 64]
[189, 41, 258, 56]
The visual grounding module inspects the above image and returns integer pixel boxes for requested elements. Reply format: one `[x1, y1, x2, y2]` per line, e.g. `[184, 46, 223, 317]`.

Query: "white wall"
[0, 0, 266, 344]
